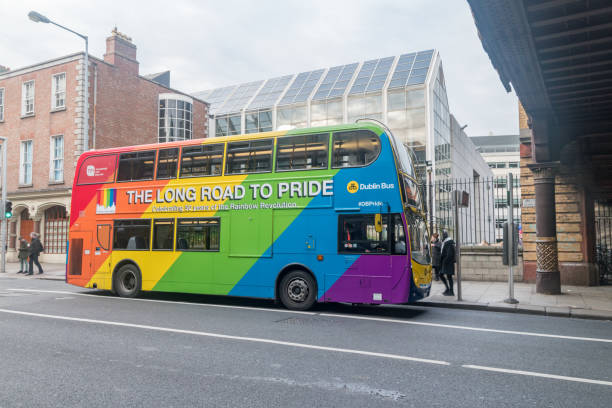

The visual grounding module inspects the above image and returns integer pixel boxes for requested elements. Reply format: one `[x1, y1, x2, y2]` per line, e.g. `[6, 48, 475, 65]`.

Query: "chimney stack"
[104, 27, 138, 74]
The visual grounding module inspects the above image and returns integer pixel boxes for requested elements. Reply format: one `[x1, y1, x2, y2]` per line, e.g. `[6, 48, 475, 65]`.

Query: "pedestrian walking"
[17, 237, 29, 274]
[439, 230, 456, 296]
[27, 232, 44, 275]
[431, 233, 441, 281]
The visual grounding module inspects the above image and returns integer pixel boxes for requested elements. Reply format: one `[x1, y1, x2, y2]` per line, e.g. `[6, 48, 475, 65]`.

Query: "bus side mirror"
[375, 214, 382, 233]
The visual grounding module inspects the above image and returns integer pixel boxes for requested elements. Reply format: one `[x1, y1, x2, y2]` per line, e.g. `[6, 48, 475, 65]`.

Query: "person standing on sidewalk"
[27, 232, 44, 275]
[439, 230, 456, 296]
[17, 237, 29, 274]
[431, 233, 441, 281]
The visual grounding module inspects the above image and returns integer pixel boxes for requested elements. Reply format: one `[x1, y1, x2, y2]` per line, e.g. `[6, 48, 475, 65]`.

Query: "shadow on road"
[83, 289, 428, 319]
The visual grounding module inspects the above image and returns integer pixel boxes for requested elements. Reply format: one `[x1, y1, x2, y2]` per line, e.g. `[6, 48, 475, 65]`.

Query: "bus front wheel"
[114, 264, 142, 298]
[279, 270, 316, 311]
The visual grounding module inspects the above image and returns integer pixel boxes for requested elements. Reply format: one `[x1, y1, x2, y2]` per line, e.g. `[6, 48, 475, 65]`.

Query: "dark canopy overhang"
[468, 0, 612, 178]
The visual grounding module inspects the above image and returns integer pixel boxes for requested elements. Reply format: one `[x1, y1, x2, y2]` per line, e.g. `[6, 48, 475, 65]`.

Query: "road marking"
[7, 288, 317, 315]
[8, 288, 612, 344]
[318, 313, 612, 344]
[463, 365, 612, 387]
[0, 308, 449, 366]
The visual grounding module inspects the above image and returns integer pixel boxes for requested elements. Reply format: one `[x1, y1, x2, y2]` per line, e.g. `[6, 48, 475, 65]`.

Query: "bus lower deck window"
[176, 218, 220, 251]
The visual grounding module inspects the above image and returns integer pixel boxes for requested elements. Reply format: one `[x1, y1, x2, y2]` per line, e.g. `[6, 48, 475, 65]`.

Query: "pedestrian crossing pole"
[0, 136, 7, 274]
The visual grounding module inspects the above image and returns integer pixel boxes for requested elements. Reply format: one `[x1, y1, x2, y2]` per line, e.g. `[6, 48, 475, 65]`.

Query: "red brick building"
[0, 29, 209, 262]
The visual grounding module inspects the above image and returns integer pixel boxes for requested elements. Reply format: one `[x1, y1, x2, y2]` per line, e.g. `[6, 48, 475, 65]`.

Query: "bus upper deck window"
[226, 139, 273, 174]
[332, 129, 381, 168]
[156, 148, 179, 179]
[276, 133, 329, 171]
[117, 151, 155, 182]
[180, 144, 224, 178]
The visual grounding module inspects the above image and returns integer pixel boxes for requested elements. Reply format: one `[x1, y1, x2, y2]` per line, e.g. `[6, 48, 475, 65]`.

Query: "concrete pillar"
[33, 218, 41, 234]
[528, 162, 561, 294]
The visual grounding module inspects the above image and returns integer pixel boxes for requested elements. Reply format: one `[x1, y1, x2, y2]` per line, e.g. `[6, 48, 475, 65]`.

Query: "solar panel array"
[247, 75, 293, 110]
[216, 81, 263, 115]
[312, 63, 358, 100]
[278, 69, 325, 105]
[195, 50, 435, 114]
[348, 56, 395, 95]
[389, 50, 434, 89]
[195, 86, 236, 114]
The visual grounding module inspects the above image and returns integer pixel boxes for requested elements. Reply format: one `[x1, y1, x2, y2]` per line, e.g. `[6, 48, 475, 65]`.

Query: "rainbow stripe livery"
[68, 124, 432, 309]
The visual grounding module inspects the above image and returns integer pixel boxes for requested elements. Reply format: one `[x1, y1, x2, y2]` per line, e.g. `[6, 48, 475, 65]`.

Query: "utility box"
[502, 222, 519, 266]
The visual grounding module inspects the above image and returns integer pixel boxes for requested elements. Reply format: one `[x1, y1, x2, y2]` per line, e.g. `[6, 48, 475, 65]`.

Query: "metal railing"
[423, 176, 520, 246]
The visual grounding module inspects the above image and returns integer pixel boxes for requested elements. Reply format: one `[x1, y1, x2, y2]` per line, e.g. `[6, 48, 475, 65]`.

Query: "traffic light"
[4, 201, 12, 219]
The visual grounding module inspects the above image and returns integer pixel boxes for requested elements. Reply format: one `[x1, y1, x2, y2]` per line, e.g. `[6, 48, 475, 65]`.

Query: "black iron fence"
[423, 176, 521, 246]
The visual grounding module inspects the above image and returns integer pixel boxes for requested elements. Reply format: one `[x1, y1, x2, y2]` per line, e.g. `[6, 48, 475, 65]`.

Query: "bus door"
[68, 231, 93, 281]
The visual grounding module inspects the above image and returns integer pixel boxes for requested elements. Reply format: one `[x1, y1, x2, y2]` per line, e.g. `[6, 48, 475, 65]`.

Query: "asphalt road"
[1, 277, 611, 407]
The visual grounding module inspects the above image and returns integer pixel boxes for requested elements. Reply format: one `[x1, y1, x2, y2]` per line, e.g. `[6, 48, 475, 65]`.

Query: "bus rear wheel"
[279, 270, 316, 311]
[114, 264, 141, 298]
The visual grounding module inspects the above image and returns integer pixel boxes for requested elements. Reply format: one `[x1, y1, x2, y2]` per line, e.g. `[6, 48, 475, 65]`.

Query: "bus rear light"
[317, 255, 324, 261]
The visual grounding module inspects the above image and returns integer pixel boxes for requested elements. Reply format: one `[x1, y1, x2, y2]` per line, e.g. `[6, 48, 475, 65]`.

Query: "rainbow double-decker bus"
[67, 122, 431, 310]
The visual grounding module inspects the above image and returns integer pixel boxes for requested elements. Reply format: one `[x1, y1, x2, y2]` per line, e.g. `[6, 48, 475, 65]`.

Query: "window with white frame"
[22, 81, 35, 116]
[158, 94, 193, 143]
[20, 140, 33, 185]
[0, 88, 5, 121]
[52, 73, 66, 110]
[50, 135, 64, 182]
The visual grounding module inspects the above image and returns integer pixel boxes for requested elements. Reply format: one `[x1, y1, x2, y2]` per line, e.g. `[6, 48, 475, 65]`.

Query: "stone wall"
[518, 103, 598, 285]
[460, 245, 523, 282]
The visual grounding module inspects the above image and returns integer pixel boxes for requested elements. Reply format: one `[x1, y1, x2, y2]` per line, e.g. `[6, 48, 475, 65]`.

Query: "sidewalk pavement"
[418, 279, 612, 320]
[0, 262, 65, 280]
[1, 262, 611, 320]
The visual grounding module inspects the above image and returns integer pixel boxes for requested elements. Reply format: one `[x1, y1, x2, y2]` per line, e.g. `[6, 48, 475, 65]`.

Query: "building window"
[176, 218, 220, 251]
[159, 94, 193, 143]
[22, 80, 35, 116]
[50, 135, 64, 182]
[0, 88, 4, 121]
[44, 206, 68, 254]
[20, 140, 33, 185]
[216, 114, 241, 136]
[245, 110, 272, 134]
[509, 162, 519, 168]
[51, 73, 66, 110]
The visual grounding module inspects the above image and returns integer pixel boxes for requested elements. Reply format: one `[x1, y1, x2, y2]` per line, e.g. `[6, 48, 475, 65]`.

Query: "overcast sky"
[1, 0, 518, 136]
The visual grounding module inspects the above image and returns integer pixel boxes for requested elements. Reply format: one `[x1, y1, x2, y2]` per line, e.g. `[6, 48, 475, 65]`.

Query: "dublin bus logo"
[346, 181, 359, 194]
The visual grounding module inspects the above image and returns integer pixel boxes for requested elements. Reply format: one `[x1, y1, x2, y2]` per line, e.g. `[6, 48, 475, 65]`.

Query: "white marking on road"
[463, 365, 612, 387]
[8, 288, 612, 344]
[7, 288, 317, 315]
[0, 308, 449, 366]
[318, 313, 612, 344]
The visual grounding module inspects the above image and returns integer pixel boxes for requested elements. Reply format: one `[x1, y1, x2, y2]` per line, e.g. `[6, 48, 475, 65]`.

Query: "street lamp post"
[28, 11, 89, 152]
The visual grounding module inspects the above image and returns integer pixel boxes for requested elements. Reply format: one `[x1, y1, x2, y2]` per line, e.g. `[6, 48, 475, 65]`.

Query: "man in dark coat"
[27, 232, 44, 275]
[430, 233, 441, 281]
[439, 230, 456, 296]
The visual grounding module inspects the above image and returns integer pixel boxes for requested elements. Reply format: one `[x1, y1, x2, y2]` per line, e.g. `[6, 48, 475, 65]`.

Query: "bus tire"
[114, 264, 141, 298]
[279, 270, 317, 311]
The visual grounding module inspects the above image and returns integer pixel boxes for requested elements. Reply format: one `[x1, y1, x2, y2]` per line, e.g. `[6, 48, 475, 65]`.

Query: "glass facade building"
[194, 50, 491, 228]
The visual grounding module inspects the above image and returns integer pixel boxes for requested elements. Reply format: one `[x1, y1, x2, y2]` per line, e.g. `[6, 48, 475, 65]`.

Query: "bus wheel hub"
[288, 279, 308, 302]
